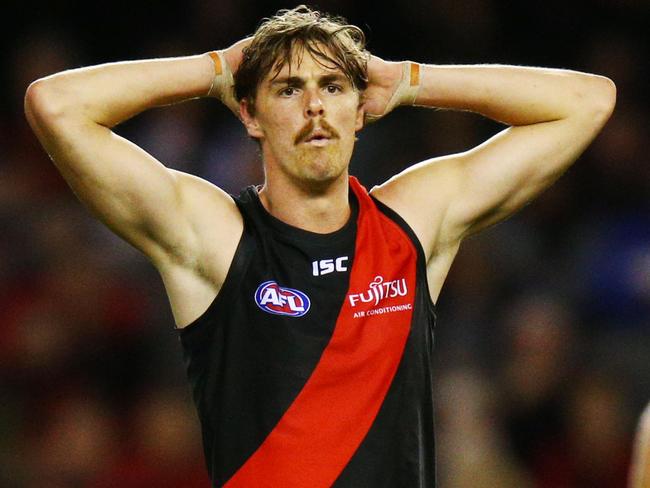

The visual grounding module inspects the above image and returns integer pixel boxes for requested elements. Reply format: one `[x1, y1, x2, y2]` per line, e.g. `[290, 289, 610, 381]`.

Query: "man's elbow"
[25, 78, 70, 127]
[586, 75, 617, 125]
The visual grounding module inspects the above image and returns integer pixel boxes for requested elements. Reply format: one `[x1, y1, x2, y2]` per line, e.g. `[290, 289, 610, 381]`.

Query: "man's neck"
[258, 173, 351, 234]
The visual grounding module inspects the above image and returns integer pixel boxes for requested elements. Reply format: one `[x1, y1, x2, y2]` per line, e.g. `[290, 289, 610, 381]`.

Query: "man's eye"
[326, 84, 342, 93]
[280, 87, 296, 96]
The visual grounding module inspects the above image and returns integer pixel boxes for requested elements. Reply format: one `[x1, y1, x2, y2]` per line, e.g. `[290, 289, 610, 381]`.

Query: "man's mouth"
[305, 132, 332, 145]
[295, 120, 339, 146]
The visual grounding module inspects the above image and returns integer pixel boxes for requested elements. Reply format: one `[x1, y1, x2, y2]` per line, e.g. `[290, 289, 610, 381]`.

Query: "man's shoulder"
[171, 169, 244, 227]
[370, 173, 457, 261]
[157, 170, 244, 273]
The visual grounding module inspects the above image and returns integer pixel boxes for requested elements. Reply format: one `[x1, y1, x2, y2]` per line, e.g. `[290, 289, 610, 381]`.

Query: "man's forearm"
[27, 53, 216, 128]
[630, 405, 650, 488]
[413, 64, 615, 126]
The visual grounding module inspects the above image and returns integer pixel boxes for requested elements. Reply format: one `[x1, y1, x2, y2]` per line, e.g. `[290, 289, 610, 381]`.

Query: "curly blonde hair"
[234, 5, 370, 114]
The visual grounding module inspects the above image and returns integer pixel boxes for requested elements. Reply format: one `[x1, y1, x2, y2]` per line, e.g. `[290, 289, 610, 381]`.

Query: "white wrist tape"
[365, 62, 421, 124]
[206, 51, 240, 117]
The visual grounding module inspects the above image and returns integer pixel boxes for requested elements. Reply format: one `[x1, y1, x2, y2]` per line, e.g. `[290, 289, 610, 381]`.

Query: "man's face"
[241, 45, 364, 190]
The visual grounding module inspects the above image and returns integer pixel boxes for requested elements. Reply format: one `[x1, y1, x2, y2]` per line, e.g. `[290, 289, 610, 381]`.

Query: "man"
[25, 5, 615, 487]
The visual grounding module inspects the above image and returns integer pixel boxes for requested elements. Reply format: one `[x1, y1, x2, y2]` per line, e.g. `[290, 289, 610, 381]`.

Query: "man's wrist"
[205, 50, 240, 117]
[395, 61, 421, 107]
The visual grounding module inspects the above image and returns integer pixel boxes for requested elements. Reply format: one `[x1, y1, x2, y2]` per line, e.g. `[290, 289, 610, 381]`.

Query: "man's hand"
[207, 37, 253, 117]
[222, 37, 253, 74]
[363, 56, 414, 125]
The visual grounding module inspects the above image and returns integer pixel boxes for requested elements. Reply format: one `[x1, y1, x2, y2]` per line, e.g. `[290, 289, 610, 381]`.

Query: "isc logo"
[254, 281, 311, 317]
[312, 257, 349, 276]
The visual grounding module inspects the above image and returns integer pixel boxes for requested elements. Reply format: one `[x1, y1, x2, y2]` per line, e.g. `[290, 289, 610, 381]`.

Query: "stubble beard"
[294, 143, 345, 180]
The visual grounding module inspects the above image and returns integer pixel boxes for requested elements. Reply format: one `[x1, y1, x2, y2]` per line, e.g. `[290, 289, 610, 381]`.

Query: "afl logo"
[254, 281, 311, 317]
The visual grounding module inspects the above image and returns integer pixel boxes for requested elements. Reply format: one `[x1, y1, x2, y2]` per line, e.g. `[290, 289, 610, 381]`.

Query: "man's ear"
[240, 98, 264, 139]
[355, 95, 366, 132]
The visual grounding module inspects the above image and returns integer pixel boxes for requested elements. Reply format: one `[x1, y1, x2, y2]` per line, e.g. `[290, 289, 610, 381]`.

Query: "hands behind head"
[362, 56, 410, 125]
[218, 40, 407, 127]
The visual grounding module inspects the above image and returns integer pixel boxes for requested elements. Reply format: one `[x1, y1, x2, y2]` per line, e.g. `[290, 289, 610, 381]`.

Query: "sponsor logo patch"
[254, 281, 311, 317]
[347, 275, 412, 319]
[348, 275, 408, 307]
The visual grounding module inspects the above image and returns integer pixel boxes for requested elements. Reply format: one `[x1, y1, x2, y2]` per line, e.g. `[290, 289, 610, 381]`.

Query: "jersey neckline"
[244, 179, 359, 246]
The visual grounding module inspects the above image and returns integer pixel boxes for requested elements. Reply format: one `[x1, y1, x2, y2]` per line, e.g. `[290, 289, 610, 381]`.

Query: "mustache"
[294, 119, 340, 145]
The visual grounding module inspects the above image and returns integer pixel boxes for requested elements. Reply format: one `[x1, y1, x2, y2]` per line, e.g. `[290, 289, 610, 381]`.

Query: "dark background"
[1, 1, 648, 486]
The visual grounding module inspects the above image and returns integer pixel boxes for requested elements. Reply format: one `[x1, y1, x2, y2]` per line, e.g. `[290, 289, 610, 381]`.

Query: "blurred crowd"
[1, 1, 648, 487]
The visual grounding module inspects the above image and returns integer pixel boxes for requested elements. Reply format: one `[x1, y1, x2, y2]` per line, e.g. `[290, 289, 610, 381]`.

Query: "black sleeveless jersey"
[178, 176, 437, 487]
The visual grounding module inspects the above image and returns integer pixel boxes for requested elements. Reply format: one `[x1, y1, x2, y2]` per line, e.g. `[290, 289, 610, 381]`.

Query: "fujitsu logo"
[348, 276, 408, 307]
[254, 281, 311, 317]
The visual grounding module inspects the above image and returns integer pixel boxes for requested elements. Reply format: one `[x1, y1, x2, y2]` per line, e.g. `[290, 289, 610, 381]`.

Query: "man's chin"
[291, 165, 348, 193]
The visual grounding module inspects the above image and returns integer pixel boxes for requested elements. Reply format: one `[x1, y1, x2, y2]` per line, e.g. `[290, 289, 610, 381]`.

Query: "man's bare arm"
[24, 42, 248, 271]
[630, 403, 650, 488]
[369, 60, 616, 259]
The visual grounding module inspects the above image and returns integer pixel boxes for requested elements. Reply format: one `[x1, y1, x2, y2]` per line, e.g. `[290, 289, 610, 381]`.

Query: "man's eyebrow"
[270, 76, 304, 87]
[269, 73, 349, 86]
[320, 73, 348, 85]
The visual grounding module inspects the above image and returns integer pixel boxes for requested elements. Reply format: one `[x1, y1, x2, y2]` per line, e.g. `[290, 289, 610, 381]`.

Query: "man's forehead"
[265, 47, 344, 83]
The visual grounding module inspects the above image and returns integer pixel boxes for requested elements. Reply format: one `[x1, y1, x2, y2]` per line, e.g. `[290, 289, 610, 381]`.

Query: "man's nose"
[305, 90, 324, 117]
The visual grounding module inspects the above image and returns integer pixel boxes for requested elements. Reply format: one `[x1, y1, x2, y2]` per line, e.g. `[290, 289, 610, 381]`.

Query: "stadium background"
[1, 0, 648, 486]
